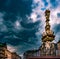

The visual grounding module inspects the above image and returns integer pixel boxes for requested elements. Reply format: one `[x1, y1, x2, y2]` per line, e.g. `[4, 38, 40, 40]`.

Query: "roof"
[24, 49, 39, 54]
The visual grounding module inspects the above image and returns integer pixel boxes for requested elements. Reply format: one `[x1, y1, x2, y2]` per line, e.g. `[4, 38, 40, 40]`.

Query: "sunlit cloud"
[7, 44, 16, 52]
[30, 13, 37, 22]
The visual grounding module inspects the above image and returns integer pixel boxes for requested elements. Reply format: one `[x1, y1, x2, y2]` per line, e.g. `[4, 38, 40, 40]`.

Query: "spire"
[42, 10, 55, 42]
[45, 10, 50, 31]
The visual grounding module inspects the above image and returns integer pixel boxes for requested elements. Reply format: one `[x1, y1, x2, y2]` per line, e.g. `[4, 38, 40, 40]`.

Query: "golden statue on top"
[45, 10, 50, 20]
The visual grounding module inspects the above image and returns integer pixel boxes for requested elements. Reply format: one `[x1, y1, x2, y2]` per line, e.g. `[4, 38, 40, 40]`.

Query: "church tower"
[40, 10, 56, 56]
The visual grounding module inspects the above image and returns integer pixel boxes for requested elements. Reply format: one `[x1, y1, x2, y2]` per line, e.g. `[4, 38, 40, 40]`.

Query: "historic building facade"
[0, 42, 21, 59]
[56, 41, 60, 56]
[12, 52, 21, 59]
[23, 10, 60, 59]
[0, 43, 7, 59]
[23, 49, 40, 59]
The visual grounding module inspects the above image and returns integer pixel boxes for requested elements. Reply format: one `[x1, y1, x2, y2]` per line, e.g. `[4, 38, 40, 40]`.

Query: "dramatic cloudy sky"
[0, 0, 60, 55]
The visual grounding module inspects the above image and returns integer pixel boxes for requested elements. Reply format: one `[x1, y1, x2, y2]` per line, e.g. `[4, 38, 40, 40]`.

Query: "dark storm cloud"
[0, 0, 42, 55]
[0, 0, 32, 17]
[1, 20, 40, 45]
[3, 13, 17, 22]
[21, 20, 40, 29]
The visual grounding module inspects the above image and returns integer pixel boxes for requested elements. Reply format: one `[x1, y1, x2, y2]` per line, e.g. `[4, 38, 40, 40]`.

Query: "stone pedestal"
[40, 41, 56, 56]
